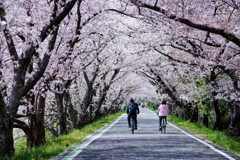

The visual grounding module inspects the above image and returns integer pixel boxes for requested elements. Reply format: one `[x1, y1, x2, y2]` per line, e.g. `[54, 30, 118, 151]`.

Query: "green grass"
[167, 115, 240, 157]
[0, 110, 125, 160]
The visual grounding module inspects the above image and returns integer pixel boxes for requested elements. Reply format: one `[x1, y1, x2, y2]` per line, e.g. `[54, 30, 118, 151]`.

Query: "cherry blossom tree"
[1, 0, 239, 158]
[0, 0, 79, 156]
[1, 0, 135, 154]
[125, 0, 240, 136]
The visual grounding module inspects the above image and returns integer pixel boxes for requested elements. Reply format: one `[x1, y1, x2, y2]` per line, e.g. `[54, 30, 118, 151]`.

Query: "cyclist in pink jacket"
[157, 100, 169, 131]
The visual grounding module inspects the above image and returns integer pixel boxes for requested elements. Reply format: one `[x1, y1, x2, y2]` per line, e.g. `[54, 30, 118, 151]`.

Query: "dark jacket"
[127, 102, 140, 115]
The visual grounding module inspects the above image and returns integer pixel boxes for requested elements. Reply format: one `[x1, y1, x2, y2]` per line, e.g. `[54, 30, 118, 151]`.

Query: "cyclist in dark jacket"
[127, 98, 139, 129]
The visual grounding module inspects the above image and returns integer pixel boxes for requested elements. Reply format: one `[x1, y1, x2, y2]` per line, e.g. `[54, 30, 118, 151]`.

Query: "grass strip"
[0, 110, 125, 160]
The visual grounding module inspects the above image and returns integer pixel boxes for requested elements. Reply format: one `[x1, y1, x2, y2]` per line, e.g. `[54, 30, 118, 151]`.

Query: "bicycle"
[160, 117, 167, 134]
[130, 116, 136, 134]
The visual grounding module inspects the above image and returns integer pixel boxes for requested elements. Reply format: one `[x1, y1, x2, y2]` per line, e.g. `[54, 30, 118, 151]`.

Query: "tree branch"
[2, 18, 18, 61]
[131, 1, 240, 47]
[40, 0, 78, 42]
[154, 48, 198, 66]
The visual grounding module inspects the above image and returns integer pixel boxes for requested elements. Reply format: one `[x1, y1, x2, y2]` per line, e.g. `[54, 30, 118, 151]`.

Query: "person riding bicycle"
[127, 98, 139, 130]
[157, 100, 169, 131]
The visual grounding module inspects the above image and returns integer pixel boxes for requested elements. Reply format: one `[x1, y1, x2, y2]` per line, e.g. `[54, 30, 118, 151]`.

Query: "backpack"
[128, 103, 137, 114]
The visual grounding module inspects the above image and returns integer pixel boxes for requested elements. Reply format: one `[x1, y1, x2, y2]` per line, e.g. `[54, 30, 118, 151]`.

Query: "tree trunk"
[64, 92, 78, 129]
[82, 68, 99, 111]
[0, 116, 14, 157]
[77, 110, 88, 127]
[190, 106, 198, 123]
[205, 70, 222, 131]
[211, 99, 222, 130]
[68, 104, 78, 129]
[13, 94, 46, 148]
[55, 93, 67, 135]
[202, 115, 209, 128]
[228, 101, 240, 137]
[0, 94, 14, 156]
[92, 88, 108, 121]
[30, 95, 46, 147]
[183, 103, 192, 120]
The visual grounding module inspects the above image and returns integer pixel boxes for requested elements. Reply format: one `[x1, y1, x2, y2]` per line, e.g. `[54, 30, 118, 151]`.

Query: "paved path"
[55, 107, 238, 160]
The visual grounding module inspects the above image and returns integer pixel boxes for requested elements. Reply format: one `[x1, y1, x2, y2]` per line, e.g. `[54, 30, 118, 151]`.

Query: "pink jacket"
[157, 104, 169, 116]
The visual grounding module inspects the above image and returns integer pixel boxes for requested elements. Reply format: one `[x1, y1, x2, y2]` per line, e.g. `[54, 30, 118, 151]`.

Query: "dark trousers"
[128, 114, 137, 128]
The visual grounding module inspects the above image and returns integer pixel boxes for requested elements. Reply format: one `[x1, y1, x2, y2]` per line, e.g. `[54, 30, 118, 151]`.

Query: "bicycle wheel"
[160, 118, 166, 134]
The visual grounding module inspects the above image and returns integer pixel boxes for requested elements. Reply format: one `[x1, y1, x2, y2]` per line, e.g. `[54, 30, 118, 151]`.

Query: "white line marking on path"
[169, 123, 235, 160]
[62, 114, 124, 160]
[148, 108, 235, 160]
